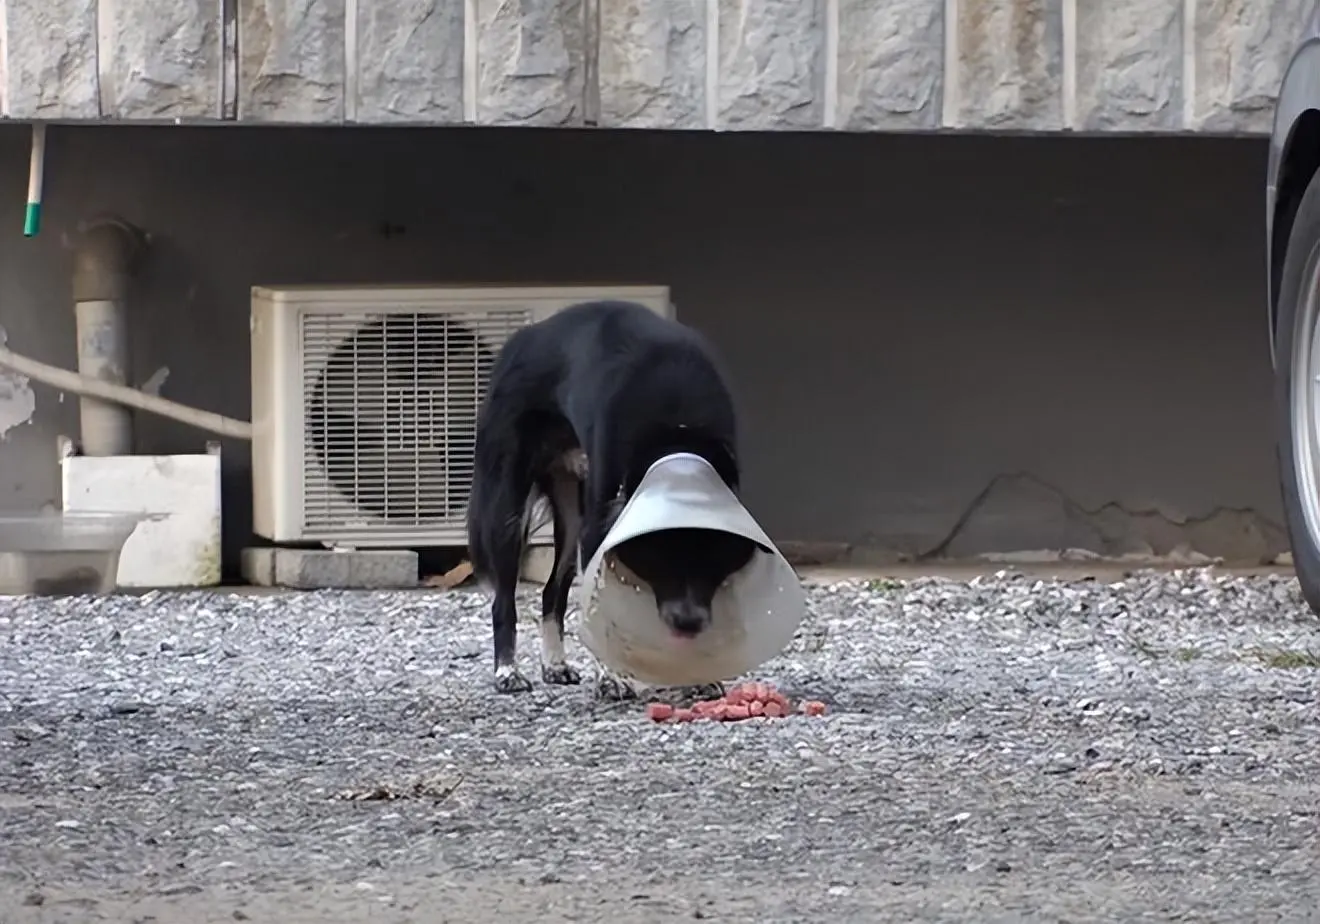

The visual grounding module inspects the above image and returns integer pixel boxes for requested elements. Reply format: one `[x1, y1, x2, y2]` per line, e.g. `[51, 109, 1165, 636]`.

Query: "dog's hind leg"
[491, 568, 533, 694]
[486, 481, 537, 695]
[539, 463, 583, 686]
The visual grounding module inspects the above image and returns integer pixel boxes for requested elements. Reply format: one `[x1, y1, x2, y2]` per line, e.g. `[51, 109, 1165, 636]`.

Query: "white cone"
[576, 452, 806, 687]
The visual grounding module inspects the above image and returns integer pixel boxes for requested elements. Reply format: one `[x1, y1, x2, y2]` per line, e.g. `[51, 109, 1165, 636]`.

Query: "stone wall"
[0, 0, 1310, 132]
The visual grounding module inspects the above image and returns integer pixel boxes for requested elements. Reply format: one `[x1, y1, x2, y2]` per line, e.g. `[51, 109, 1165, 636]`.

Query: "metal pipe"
[24, 124, 45, 238]
[71, 217, 144, 456]
[0, 344, 253, 440]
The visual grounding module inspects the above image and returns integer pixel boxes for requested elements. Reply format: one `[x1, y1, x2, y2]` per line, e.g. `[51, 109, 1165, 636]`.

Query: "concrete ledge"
[241, 547, 418, 590]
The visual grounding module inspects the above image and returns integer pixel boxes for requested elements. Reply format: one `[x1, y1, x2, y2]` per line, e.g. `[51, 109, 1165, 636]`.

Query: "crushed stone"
[1, 569, 1318, 922]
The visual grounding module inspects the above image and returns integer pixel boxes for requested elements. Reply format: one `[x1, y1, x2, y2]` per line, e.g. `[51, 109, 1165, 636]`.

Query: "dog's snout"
[670, 611, 705, 636]
[660, 599, 710, 638]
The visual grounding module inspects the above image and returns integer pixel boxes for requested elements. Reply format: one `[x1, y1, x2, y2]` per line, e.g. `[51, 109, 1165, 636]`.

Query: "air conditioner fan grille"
[300, 307, 529, 532]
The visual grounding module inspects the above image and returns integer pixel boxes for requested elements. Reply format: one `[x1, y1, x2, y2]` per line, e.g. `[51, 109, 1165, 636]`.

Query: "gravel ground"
[1, 569, 1319, 923]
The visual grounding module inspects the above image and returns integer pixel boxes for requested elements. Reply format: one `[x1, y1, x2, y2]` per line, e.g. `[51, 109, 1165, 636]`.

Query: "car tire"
[1274, 167, 1320, 614]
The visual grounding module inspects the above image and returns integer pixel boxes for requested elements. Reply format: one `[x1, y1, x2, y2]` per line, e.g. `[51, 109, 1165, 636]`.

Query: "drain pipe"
[71, 217, 144, 456]
[24, 124, 46, 238]
[0, 346, 254, 440]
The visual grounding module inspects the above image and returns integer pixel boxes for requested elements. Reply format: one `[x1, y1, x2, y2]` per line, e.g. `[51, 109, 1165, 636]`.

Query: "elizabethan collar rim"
[575, 452, 807, 686]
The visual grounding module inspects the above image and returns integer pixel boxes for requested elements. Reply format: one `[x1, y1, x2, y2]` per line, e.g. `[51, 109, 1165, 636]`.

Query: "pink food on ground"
[645, 682, 827, 723]
[646, 703, 675, 722]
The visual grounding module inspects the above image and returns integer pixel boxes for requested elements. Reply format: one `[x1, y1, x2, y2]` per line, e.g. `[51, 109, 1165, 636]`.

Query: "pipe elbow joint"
[72, 217, 145, 303]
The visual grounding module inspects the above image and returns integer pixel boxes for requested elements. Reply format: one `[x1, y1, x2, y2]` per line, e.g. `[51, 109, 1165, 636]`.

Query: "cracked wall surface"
[926, 472, 1285, 564]
[0, 126, 1279, 572]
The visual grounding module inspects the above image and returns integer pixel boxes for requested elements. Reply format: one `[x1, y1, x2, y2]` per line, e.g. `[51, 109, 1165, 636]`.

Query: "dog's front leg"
[578, 439, 620, 569]
[540, 468, 583, 686]
[579, 461, 645, 702]
[593, 665, 724, 704]
[594, 664, 645, 701]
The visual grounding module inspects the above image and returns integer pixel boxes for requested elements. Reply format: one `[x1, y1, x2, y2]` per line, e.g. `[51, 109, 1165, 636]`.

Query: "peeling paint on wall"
[0, 327, 36, 438]
[141, 366, 170, 396]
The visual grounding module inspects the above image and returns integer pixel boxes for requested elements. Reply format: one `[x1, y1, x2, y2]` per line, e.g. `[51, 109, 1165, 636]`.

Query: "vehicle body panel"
[1268, 8, 1320, 367]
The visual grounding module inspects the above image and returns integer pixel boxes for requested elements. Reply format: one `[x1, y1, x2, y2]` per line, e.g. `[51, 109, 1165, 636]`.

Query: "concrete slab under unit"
[241, 547, 417, 590]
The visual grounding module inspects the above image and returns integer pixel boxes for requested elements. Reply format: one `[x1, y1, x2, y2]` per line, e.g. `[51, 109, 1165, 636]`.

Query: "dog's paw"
[541, 663, 582, 686]
[647, 682, 725, 705]
[494, 666, 534, 694]
[684, 682, 726, 702]
[594, 671, 642, 702]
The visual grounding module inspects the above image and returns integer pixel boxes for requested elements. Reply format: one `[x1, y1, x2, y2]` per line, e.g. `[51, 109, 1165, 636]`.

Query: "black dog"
[465, 300, 759, 694]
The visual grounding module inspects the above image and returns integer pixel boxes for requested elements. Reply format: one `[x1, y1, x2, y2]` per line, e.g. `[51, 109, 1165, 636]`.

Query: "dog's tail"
[466, 468, 551, 585]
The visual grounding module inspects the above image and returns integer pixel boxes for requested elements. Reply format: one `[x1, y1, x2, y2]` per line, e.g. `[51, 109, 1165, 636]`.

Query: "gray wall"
[0, 125, 1281, 572]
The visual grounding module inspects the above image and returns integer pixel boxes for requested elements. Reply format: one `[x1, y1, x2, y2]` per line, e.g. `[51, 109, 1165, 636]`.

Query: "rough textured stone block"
[836, 0, 943, 131]
[953, 0, 1062, 130]
[355, 0, 465, 123]
[1193, 0, 1310, 134]
[98, 0, 223, 119]
[1076, 0, 1182, 132]
[476, 0, 585, 126]
[239, 0, 345, 122]
[717, 0, 826, 130]
[243, 547, 418, 589]
[0, 0, 99, 118]
[598, 0, 705, 129]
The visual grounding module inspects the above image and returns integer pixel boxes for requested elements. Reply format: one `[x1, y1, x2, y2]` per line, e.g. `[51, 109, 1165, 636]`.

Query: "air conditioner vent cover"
[249, 284, 674, 547]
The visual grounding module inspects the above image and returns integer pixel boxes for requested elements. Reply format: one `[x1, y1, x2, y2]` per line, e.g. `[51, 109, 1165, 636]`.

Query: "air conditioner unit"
[250, 284, 674, 547]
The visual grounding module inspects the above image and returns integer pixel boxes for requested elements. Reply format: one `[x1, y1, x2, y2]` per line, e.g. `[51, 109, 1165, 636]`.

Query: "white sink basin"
[0, 512, 145, 595]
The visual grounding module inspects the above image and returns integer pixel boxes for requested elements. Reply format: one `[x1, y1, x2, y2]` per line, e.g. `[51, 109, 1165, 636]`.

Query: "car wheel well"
[1273, 110, 1320, 339]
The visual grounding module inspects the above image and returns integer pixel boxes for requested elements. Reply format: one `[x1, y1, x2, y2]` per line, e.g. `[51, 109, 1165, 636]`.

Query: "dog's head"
[610, 527, 759, 638]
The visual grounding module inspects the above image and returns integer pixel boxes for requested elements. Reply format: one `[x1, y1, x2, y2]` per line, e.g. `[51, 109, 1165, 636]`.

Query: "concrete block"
[0, 0, 99, 118]
[97, 0, 223, 119]
[239, 0, 345, 122]
[476, 0, 585, 126]
[1192, 0, 1310, 134]
[598, 0, 706, 129]
[520, 545, 555, 584]
[1076, 0, 1182, 132]
[62, 453, 223, 589]
[836, 0, 944, 131]
[241, 548, 277, 587]
[952, 0, 1062, 130]
[242, 547, 418, 589]
[354, 0, 465, 123]
[717, 0, 826, 130]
